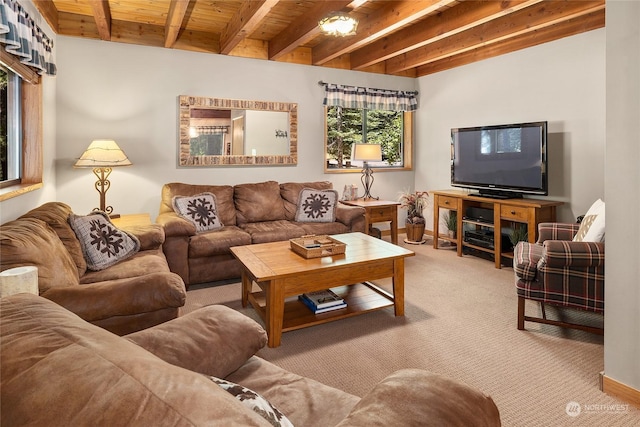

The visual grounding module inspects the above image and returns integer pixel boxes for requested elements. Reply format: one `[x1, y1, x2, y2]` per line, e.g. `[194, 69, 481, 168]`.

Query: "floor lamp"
[353, 143, 382, 200]
[74, 139, 132, 218]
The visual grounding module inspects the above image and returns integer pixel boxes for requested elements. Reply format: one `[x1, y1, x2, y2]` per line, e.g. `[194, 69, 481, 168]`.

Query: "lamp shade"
[74, 140, 132, 168]
[353, 143, 382, 162]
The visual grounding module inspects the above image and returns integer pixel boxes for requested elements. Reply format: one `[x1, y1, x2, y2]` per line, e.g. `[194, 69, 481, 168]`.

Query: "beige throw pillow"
[295, 188, 338, 223]
[573, 199, 605, 242]
[172, 192, 223, 233]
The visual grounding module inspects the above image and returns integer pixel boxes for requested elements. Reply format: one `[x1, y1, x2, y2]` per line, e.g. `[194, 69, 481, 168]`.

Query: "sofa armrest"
[118, 223, 165, 251]
[541, 240, 605, 269]
[336, 204, 365, 227]
[156, 212, 197, 237]
[125, 305, 267, 378]
[537, 222, 579, 243]
[41, 272, 186, 321]
[336, 369, 501, 427]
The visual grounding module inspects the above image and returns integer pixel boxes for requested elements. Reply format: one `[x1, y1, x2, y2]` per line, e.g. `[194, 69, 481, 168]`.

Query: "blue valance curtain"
[0, 0, 56, 76]
[321, 82, 418, 112]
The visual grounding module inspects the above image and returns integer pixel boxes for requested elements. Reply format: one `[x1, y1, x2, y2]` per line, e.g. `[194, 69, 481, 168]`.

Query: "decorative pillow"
[573, 199, 605, 242]
[294, 188, 338, 223]
[172, 192, 223, 233]
[68, 212, 140, 271]
[208, 376, 294, 427]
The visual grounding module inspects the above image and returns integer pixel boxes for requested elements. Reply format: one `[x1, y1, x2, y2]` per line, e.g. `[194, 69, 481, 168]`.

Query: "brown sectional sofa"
[0, 202, 186, 335]
[1, 293, 502, 426]
[157, 181, 366, 287]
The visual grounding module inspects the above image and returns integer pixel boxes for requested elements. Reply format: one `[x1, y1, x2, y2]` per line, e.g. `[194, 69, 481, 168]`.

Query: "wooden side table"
[111, 213, 152, 228]
[341, 199, 400, 244]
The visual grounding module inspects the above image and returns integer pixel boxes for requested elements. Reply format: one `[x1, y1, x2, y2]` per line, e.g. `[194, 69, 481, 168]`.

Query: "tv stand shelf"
[432, 190, 563, 268]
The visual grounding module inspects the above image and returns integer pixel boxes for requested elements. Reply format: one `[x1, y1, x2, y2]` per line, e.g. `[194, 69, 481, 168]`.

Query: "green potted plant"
[398, 190, 430, 243]
[509, 224, 528, 249]
[443, 211, 457, 239]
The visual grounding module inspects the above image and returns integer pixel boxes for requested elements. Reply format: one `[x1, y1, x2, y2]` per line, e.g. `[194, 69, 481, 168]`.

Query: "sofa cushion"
[0, 294, 270, 427]
[189, 226, 252, 258]
[210, 376, 294, 427]
[573, 199, 605, 242]
[161, 183, 237, 226]
[235, 181, 286, 224]
[297, 221, 350, 236]
[295, 188, 339, 223]
[19, 202, 87, 277]
[79, 248, 171, 284]
[69, 211, 141, 271]
[0, 218, 79, 293]
[240, 220, 306, 244]
[173, 192, 224, 233]
[280, 181, 334, 221]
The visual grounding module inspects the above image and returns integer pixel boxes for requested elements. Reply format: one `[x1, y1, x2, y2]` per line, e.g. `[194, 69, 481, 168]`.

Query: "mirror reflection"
[179, 96, 297, 166]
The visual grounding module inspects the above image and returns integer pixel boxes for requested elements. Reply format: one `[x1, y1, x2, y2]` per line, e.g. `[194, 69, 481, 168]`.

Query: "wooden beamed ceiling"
[33, 0, 605, 78]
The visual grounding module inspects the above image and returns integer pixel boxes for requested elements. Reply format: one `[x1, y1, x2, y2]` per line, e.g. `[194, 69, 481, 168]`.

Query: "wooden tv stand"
[432, 190, 563, 268]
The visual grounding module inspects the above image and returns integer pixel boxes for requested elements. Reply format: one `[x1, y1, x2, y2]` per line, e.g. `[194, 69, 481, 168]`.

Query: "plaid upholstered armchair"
[513, 222, 605, 335]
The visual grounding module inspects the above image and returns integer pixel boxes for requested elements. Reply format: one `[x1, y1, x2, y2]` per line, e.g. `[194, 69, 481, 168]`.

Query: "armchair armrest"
[156, 212, 196, 237]
[336, 204, 365, 226]
[542, 240, 605, 269]
[336, 369, 500, 427]
[41, 272, 186, 321]
[537, 222, 580, 243]
[125, 305, 267, 378]
[118, 223, 165, 251]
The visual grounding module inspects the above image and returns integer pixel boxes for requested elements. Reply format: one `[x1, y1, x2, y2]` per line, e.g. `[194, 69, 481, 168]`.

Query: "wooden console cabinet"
[432, 190, 563, 268]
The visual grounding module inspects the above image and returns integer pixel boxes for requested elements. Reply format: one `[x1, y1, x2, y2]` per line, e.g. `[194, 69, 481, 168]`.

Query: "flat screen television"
[451, 121, 548, 199]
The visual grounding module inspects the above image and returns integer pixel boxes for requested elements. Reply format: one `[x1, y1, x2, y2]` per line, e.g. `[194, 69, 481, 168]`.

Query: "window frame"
[0, 50, 43, 202]
[324, 106, 414, 174]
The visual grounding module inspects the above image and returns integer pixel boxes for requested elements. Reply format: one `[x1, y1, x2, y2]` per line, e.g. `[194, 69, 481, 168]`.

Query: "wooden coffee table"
[230, 232, 414, 347]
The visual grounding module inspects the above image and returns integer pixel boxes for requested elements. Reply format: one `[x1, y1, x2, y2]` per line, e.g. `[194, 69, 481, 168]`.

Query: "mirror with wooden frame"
[178, 95, 297, 166]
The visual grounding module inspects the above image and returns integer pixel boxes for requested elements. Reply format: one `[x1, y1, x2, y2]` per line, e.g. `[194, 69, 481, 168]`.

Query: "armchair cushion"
[172, 192, 224, 233]
[69, 211, 140, 271]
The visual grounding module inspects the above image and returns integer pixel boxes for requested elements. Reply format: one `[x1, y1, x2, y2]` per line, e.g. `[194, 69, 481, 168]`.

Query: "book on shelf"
[299, 288, 344, 309]
[298, 294, 347, 314]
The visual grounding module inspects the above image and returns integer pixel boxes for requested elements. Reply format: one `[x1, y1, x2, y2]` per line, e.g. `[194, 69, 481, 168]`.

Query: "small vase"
[406, 222, 425, 243]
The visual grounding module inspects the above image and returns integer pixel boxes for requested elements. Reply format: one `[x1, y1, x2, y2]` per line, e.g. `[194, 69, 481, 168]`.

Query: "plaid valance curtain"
[321, 82, 418, 111]
[0, 0, 56, 76]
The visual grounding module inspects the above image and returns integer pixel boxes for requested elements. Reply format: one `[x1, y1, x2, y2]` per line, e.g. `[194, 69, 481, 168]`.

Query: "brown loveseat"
[0, 202, 186, 335]
[1, 293, 502, 426]
[157, 181, 366, 287]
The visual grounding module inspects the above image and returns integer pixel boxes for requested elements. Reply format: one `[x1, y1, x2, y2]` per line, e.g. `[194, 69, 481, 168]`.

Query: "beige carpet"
[183, 237, 639, 426]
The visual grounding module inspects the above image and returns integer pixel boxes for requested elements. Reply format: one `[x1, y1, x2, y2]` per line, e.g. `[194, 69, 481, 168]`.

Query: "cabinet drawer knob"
[445, 201, 449, 205]
[511, 210, 516, 215]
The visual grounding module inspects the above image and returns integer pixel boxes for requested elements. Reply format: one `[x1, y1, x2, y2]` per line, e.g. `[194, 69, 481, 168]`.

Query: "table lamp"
[353, 143, 382, 200]
[74, 139, 132, 218]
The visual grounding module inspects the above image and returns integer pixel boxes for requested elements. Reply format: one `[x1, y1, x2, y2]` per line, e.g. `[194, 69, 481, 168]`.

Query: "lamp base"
[360, 164, 378, 200]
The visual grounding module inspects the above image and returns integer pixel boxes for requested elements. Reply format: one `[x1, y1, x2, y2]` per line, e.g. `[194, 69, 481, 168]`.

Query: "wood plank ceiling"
[33, 0, 605, 77]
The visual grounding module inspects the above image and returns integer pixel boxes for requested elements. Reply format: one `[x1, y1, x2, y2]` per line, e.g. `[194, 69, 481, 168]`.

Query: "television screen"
[451, 121, 547, 198]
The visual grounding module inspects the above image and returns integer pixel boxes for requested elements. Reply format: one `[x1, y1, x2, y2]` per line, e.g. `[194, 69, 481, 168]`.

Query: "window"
[1, 65, 21, 187]
[325, 106, 413, 172]
[0, 52, 44, 201]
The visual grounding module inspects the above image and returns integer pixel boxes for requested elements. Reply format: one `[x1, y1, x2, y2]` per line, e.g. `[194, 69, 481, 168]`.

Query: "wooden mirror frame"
[178, 95, 298, 166]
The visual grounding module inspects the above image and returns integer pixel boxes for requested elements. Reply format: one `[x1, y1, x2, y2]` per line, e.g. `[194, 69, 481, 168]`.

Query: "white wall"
[54, 37, 416, 221]
[416, 29, 606, 228]
[604, 0, 640, 391]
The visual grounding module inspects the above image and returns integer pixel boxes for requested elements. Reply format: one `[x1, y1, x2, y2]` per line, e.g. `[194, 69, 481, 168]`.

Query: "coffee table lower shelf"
[247, 281, 395, 332]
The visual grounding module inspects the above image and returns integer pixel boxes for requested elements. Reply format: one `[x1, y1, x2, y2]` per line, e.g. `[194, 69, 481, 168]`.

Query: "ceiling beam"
[87, 0, 111, 41]
[220, 0, 279, 55]
[268, 0, 355, 60]
[165, 0, 192, 48]
[386, 0, 605, 74]
[416, 9, 605, 77]
[312, 0, 455, 66]
[32, 0, 59, 33]
[351, 0, 543, 70]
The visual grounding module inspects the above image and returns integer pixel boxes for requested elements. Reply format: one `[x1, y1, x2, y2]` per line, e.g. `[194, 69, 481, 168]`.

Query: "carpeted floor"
[182, 236, 639, 426]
